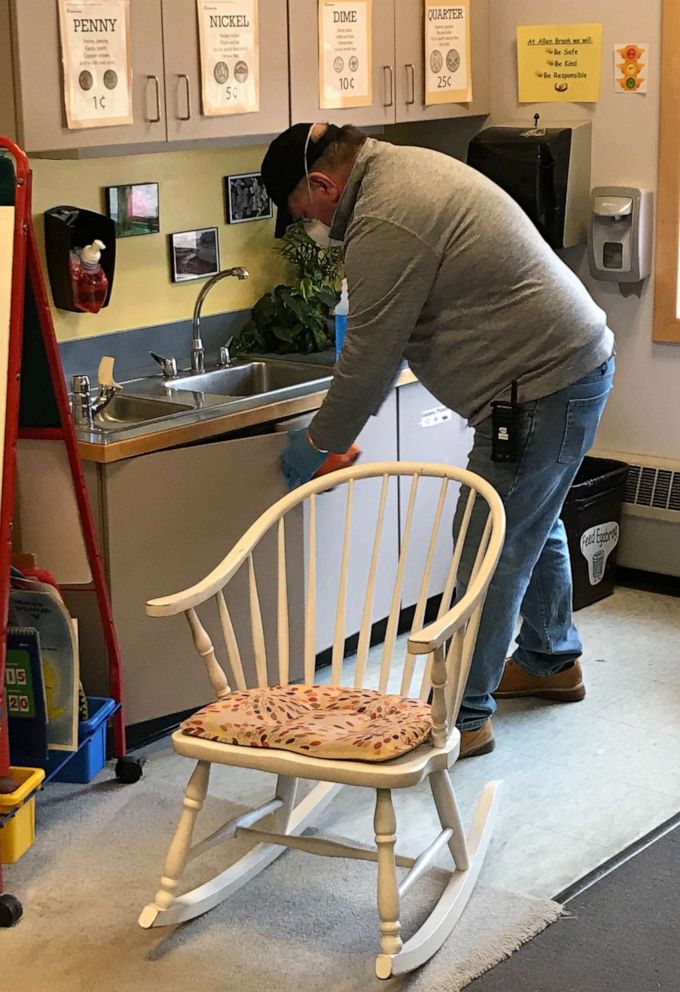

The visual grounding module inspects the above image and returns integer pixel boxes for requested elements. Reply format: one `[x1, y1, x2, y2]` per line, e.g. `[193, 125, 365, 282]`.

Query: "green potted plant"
[233, 223, 343, 356]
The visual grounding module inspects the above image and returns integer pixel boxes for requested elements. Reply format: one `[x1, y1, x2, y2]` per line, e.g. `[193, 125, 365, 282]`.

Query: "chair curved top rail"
[146, 462, 505, 619]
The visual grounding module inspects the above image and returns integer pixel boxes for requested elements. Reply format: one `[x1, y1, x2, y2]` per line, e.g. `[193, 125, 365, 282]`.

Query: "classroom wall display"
[225, 171, 272, 223]
[169, 226, 220, 282]
[424, 2, 472, 105]
[196, 0, 260, 116]
[57, 0, 133, 129]
[319, 0, 373, 110]
[615, 43, 649, 93]
[104, 182, 160, 237]
[516, 23, 603, 103]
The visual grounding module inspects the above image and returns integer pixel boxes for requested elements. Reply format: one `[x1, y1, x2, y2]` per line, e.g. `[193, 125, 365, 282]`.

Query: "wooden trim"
[654, 0, 680, 343]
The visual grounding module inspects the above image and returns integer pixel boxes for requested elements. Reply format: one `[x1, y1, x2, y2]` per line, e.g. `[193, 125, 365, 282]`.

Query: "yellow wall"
[30, 145, 288, 342]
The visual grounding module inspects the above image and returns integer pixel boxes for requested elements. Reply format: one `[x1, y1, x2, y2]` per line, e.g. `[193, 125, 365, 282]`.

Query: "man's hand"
[281, 429, 327, 489]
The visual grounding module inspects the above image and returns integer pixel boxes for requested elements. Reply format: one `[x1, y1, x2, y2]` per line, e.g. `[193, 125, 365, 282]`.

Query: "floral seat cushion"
[180, 684, 433, 762]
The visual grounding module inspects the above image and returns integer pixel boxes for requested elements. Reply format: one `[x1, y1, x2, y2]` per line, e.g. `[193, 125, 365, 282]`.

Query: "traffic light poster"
[516, 23, 603, 104]
[615, 43, 649, 94]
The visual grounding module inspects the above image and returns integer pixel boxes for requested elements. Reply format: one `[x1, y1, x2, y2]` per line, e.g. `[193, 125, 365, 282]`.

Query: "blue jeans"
[454, 357, 615, 731]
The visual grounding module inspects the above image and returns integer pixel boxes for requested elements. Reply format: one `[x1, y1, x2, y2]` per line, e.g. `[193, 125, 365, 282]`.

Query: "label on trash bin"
[580, 521, 619, 585]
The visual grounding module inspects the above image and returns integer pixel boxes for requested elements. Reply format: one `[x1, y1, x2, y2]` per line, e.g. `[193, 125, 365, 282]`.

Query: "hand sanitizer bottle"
[71, 239, 109, 314]
[334, 278, 349, 361]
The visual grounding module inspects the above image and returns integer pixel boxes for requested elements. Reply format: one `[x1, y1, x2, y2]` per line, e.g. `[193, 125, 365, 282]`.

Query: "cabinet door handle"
[178, 74, 192, 121]
[405, 64, 416, 105]
[146, 75, 161, 123]
[383, 65, 394, 108]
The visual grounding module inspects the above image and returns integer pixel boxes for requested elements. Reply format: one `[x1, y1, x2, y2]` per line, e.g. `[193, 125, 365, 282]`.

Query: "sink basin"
[93, 394, 193, 431]
[168, 361, 330, 398]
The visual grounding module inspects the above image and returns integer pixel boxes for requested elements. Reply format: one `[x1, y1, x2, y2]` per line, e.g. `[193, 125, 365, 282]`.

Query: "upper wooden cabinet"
[1, 0, 288, 153]
[162, 0, 289, 143]
[4, 0, 167, 152]
[0, 0, 489, 154]
[289, 0, 490, 127]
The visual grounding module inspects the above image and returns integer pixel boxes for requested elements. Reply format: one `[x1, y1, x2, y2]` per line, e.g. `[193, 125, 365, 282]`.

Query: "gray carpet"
[3, 778, 560, 991]
[467, 822, 680, 991]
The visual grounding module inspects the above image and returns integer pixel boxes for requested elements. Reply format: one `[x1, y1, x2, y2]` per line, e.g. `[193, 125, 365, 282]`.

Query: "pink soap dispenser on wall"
[70, 239, 109, 314]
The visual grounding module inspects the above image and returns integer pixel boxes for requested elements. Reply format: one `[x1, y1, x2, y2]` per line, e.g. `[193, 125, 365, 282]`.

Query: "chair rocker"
[138, 461, 505, 979]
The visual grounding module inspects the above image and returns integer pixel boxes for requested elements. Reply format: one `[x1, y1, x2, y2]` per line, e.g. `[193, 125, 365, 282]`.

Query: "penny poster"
[197, 0, 259, 116]
[424, 2, 472, 105]
[516, 23, 603, 103]
[319, 1, 372, 110]
[58, 0, 133, 129]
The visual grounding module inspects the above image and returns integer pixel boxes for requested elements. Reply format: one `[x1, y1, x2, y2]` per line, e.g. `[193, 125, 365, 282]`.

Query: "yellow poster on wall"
[517, 23, 603, 103]
[319, 1, 373, 110]
[424, 2, 472, 105]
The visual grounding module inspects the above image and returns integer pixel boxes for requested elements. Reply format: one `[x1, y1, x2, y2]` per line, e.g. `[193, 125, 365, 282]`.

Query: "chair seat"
[180, 684, 433, 762]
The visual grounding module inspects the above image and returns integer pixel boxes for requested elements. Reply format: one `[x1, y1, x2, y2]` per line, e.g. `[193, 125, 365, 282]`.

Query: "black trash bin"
[561, 457, 630, 611]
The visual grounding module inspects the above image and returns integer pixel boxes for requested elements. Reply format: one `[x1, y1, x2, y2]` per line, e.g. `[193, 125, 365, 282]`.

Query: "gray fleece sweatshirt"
[309, 137, 614, 453]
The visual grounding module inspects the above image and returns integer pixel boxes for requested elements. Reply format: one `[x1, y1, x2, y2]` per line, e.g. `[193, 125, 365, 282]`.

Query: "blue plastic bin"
[46, 696, 118, 784]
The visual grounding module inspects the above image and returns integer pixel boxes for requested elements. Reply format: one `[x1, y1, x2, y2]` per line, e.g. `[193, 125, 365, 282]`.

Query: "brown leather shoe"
[494, 658, 586, 702]
[459, 719, 495, 759]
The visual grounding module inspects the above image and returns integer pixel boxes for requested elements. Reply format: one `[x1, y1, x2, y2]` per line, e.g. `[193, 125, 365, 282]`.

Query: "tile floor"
[137, 585, 680, 900]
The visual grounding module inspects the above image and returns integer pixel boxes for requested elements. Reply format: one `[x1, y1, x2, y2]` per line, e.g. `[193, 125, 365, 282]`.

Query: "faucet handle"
[217, 336, 234, 368]
[97, 356, 122, 393]
[150, 351, 179, 379]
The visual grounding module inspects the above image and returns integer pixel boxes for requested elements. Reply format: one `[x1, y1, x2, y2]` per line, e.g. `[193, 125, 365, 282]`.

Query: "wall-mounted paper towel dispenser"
[466, 122, 592, 249]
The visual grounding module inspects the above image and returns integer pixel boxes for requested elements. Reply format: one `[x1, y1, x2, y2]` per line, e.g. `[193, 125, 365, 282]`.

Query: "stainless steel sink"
[168, 361, 329, 398]
[93, 394, 193, 431]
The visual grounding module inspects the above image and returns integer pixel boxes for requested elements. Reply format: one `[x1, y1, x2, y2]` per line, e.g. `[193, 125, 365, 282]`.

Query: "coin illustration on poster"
[58, 0, 133, 129]
[197, 0, 260, 116]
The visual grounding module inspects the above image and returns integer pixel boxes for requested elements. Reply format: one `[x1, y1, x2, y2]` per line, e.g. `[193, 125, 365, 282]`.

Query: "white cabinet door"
[288, 392, 400, 656]
[397, 381, 473, 607]
[102, 429, 305, 726]
[394, 0, 490, 123]
[9, 0, 167, 153]
[289, 0, 397, 127]
[162, 0, 289, 142]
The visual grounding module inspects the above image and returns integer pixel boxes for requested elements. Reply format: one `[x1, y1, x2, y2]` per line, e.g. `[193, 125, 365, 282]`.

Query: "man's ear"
[308, 170, 340, 198]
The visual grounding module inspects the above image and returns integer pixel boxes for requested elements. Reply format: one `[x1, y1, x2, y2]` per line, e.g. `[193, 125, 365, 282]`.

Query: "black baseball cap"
[261, 122, 343, 237]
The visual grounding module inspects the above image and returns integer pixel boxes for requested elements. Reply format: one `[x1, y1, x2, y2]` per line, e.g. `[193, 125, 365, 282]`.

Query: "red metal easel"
[0, 138, 135, 927]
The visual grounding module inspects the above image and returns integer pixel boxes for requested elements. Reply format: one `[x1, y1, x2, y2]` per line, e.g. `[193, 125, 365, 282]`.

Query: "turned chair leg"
[429, 770, 470, 871]
[374, 789, 402, 978]
[152, 760, 211, 913]
[273, 775, 298, 833]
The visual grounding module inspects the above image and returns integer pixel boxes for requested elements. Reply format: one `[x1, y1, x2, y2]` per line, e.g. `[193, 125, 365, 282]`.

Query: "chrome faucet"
[71, 356, 122, 427]
[191, 267, 249, 374]
[71, 375, 120, 427]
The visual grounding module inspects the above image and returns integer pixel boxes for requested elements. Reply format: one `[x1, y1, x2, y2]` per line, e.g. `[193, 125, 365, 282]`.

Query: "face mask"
[303, 218, 332, 247]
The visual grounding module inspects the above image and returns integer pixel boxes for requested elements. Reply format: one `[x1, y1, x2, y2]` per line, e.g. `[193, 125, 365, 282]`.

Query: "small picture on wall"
[225, 171, 272, 224]
[105, 182, 160, 237]
[169, 227, 220, 282]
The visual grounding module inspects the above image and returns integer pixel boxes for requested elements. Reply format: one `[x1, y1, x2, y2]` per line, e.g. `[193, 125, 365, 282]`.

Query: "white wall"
[489, 0, 679, 461]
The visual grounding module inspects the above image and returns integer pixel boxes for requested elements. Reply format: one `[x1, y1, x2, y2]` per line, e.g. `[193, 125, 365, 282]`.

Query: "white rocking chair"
[139, 461, 505, 979]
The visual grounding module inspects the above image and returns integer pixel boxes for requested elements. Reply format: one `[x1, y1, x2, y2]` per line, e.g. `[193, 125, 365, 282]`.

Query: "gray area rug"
[3, 779, 561, 991]
[467, 821, 680, 991]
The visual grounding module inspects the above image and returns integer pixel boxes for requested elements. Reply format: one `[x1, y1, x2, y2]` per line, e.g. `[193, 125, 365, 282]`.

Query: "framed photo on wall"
[105, 182, 160, 237]
[169, 226, 220, 282]
[225, 171, 272, 224]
